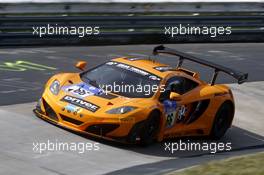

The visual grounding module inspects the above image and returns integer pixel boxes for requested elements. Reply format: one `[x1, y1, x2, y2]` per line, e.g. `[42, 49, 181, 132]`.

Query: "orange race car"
[34, 45, 248, 145]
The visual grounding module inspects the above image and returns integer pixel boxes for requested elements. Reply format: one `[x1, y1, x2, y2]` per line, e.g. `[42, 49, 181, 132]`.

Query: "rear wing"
[153, 45, 248, 85]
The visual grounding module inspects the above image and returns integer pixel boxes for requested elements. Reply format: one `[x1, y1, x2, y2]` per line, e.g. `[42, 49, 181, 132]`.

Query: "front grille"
[42, 98, 58, 121]
[60, 114, 83, 125]
[85, 124, 119, 136]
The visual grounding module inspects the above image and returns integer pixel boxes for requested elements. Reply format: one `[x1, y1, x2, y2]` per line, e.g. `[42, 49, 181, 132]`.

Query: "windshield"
[81, 62, 161, 98]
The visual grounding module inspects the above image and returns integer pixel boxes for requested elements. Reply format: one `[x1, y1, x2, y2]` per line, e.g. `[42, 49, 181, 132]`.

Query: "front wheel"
[210, 102, 234, 140]
[140, 111, 160, 146]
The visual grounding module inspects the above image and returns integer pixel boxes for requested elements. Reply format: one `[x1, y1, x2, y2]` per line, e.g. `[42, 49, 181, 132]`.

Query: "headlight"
[49, 80, 60, 95]
[106, 106, 137, 114]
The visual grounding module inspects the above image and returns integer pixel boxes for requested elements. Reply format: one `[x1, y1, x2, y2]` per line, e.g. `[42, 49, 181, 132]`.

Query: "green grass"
[167, 152, 264, 175]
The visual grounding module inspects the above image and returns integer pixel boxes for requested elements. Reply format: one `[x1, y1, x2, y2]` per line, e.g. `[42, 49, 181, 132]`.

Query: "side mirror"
[169, 92, 181, 101]
[75, 61, 87, 71]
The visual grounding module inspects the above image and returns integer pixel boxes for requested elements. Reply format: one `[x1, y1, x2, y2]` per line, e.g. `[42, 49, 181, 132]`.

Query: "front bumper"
[33, 95, 145, 143]
[33, 108, 125, 142]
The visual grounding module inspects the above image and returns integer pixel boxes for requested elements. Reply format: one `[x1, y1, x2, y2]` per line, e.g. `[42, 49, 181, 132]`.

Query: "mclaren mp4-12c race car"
[34, 45, 248, 145]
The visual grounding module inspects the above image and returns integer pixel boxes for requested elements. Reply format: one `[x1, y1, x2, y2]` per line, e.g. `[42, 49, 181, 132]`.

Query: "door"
[159, 76, 199, 132]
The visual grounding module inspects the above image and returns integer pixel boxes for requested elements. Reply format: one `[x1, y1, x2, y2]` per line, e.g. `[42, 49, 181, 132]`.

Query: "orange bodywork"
[34, 57, 234, 143]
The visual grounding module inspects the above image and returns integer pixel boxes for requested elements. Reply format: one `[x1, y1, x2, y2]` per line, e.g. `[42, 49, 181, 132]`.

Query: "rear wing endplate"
[153, 45, 248, 85]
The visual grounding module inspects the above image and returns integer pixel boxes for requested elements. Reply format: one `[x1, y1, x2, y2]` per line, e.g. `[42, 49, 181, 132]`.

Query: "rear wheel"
[210, 102, 234, 140]
[140, 111, 160, 146]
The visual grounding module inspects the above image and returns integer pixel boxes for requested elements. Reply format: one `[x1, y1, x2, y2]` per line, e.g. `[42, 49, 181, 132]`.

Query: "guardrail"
[0, 14, 263, 46]
[1, 2, 264, 14]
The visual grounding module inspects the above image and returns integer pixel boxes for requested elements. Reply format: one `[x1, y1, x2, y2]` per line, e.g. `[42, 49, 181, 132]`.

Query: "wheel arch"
[210, 99, 235, 137]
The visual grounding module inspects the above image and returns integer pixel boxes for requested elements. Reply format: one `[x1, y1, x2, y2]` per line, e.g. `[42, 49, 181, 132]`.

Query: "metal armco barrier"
[1, 2, 264, 14]
[0, 15, 263, 46]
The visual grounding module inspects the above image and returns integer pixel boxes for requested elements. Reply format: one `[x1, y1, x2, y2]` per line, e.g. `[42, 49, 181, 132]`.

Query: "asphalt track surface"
[0, 43, 264, 175]
[1, 43, 264, 105]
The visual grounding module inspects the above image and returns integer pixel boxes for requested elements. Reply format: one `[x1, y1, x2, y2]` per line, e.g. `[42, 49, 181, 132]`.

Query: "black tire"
[210, 102, 234, 140]
[140, 111, 160, 146]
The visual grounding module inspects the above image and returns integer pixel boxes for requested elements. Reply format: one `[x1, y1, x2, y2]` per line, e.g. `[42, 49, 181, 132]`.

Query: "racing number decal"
[166, 111, 176, 128]
[163, 100, 177, 128]
[164, 100, 188, 128]
[176, 105, 187, 123]
[66, 85, 93, 98]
